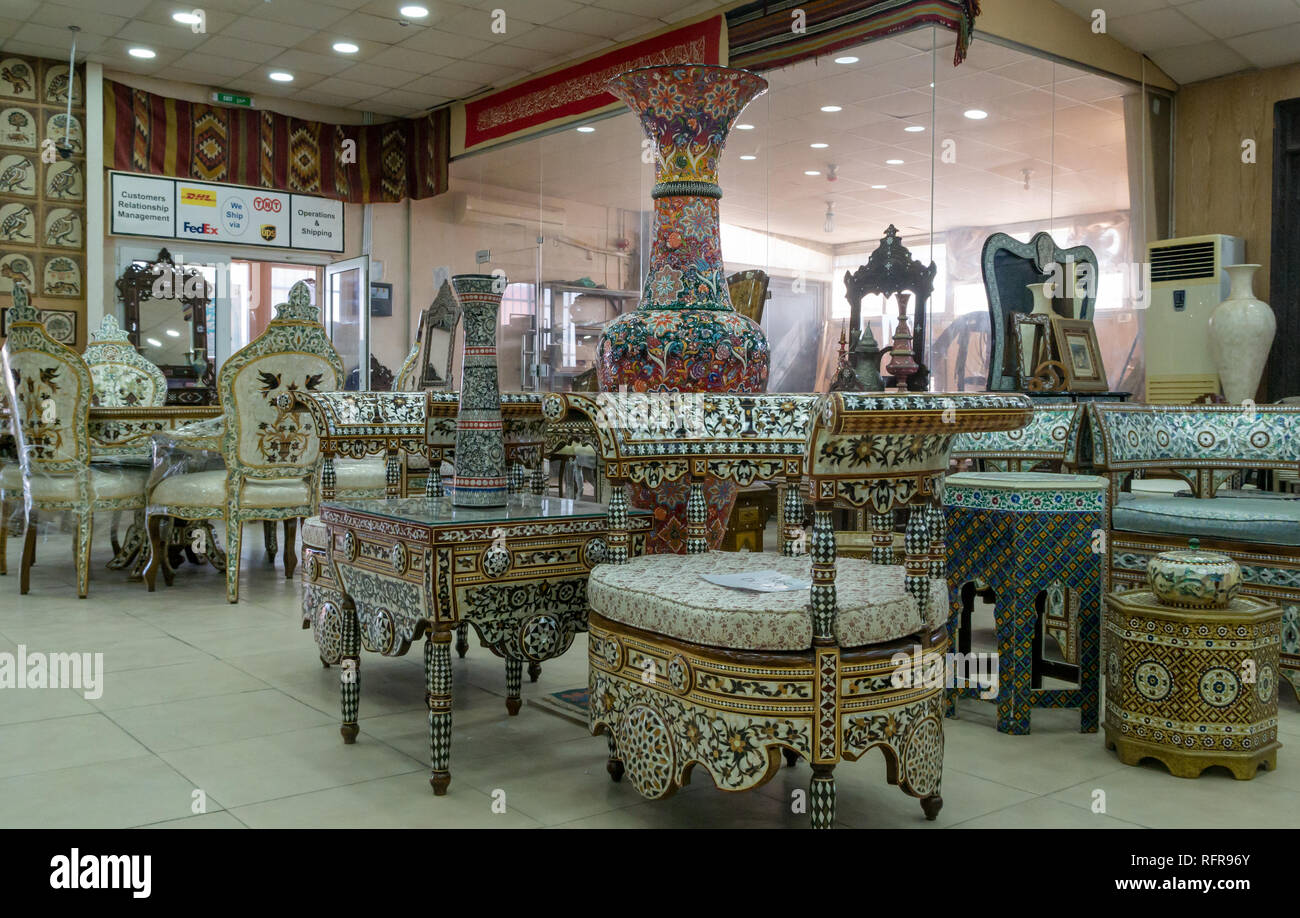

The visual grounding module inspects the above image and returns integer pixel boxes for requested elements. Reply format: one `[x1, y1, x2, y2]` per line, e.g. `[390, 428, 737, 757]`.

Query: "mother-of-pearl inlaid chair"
[144, 282, 344, 603]
[0, 285, 151, 596]
[82, 313, 169, 566]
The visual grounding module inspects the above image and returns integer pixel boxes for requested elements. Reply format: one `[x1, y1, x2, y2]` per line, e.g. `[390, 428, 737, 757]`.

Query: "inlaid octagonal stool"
[944, 471, 1108, 734]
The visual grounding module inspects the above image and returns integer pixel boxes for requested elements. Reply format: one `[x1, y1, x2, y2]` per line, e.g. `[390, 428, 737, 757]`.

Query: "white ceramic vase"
[1208, 264, 1275, 405]
[1020, 282, 1054, 383]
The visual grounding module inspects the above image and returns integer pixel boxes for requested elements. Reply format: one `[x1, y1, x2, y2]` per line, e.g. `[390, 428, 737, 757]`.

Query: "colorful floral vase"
[597, 64, 770, 392]
[597, 65, 770, 553]
[451, 274, 507, 508]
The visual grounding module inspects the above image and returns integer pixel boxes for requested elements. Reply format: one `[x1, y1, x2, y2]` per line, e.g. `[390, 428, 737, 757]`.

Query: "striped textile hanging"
[727, 0, 980, 71]
[102, 80, 450, 204]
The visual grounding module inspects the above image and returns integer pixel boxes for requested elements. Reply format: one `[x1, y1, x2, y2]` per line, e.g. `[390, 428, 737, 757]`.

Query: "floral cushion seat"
[151, 469, 310, 510]
[1112, 493, 1300, 547]
[588, 552, 948, 652]
[301, 514, 328, 550]
[0, 464, 149, 501]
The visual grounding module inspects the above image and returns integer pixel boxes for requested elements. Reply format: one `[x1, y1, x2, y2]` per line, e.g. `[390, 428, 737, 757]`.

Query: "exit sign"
[212, 90, 253, 107]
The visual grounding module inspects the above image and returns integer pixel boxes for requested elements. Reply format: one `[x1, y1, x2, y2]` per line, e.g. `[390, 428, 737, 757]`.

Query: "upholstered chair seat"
[150, 469, 312, 509]
[334, 457, 386, 495]
[0, 465, 150, 502]
[589, 553, 947, 652]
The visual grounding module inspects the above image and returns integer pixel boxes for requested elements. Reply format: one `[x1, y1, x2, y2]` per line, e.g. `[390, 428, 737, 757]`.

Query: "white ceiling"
[454, 33, 1134, 248]
[0, 0, 733, 117]
[1053, 0, 1300, 84]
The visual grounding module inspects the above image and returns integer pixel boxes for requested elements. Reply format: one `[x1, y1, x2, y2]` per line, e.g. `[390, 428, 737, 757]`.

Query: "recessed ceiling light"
[739, 154, 757, 161]
[964, 109, 988, 120]
[576, 125, 595, 133]
[885, 158, 904, 165]
[904, 125, 925, 133]
[820, 105, 842, 113]
[834, 56, 858, 64]
[146, 337, 162, 347]
[810, 142, 828, 149]
[871, 184, 887, 189]
[165, 328, 181, 337]
[172, 11, 201, 25]
[736, 123, 755, 130]
[399, 4, 428, 17]
[804, 170, 821, 176]
[333, 41, 359, 54]
[128, 47, 156, 59]
[269, 71, 294, 82]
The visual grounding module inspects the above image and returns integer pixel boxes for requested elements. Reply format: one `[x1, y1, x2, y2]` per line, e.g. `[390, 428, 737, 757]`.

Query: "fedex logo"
[182, 221, 218, 235]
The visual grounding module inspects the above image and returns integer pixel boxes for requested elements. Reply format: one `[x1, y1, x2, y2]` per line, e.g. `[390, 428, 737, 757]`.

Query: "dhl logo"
[180, 187, 217, 207]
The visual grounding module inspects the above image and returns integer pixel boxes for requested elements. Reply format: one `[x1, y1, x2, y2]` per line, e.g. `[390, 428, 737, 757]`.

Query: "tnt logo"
[182, 221, 218, 235]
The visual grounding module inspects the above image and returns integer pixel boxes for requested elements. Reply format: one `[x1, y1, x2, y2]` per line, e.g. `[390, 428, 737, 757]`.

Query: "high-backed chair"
[546, 390, 1030, 827]
[82, 313, 169, 564]
[143, 282, 344, 602]
[0, 284, 150, 596]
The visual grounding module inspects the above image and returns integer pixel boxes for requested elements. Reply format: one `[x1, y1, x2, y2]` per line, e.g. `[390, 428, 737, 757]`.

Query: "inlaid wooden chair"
[0, 284, 150, 596]
[82, 313, 169, 567]
[546, 390, 1030, 828]
[144, 282, 344, 602]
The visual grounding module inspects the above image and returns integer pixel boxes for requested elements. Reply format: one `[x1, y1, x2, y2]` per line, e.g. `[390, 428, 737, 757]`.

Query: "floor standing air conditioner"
[1144, 234, 1245, 403]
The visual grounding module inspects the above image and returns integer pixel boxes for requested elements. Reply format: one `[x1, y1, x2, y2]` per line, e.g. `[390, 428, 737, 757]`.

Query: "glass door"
[326, 256, 369, 390]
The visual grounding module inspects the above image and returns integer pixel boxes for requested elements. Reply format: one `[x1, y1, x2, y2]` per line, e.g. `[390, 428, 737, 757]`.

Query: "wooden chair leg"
[20, 509, 37, 594]
[225, 519, 243, 603]
[262, 520, 277, 564]
[74, 511, 93, 599]
[282, 517, 298, 579]
[143, 514, 165, 591]
[810, 764, 836, 828]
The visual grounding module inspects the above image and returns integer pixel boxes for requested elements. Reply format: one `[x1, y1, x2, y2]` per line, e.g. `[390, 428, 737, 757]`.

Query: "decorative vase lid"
[1145, 538, 1241, 609]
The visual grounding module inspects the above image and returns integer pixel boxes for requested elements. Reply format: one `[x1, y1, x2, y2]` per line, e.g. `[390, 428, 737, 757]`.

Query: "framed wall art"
[1051, 316, 1108, 392]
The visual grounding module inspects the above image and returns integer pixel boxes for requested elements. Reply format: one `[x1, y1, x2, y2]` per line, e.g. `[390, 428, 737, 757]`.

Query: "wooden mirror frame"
[414, 279, 461, 390]
[115, 247, 214, 404]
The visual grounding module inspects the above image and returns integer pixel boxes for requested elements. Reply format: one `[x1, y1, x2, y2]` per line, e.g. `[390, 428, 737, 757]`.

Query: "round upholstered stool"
[943, 471, 1108, 734]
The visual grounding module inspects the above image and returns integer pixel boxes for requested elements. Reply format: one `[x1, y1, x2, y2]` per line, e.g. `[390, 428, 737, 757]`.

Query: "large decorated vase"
[597, 64, 770, 553]
[597, 64, 770, 392]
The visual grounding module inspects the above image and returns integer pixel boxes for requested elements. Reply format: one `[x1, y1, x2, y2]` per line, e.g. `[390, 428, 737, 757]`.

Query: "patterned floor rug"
[527, 687, 589, 727]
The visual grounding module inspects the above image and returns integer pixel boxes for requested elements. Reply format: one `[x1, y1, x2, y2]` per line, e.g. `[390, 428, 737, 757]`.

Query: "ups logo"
[260, 224, 277, 241]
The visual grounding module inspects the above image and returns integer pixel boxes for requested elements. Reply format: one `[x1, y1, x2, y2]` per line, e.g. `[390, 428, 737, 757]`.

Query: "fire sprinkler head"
[827, 163, 838, 182]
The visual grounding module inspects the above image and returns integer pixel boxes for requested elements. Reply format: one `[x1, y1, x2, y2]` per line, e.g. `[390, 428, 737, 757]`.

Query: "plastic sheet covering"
[0, 298, 151, 593]
[146, 418, 226, 495]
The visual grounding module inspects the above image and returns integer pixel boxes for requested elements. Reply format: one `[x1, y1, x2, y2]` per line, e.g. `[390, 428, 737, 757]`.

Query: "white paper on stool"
[700, 571, 811, 592]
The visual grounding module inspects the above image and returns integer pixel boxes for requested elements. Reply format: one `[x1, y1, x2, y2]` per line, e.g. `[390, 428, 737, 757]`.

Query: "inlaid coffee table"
[320, 494, 650, 795]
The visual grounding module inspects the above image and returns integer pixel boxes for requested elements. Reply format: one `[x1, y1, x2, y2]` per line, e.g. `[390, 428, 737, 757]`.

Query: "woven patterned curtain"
[727, 0, 981, 71]
[103, 80, 449, 204]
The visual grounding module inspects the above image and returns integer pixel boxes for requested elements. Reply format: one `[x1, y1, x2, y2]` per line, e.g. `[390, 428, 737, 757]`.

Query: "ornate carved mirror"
[981, 231, 1097, 391]
[414, 279, 461, 389]
[115, 247, 214, 404]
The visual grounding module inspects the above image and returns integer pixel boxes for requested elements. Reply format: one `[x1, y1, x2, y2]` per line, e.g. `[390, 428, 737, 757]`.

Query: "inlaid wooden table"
[88, 405, 223, 574]
[320, 494, 651, 795]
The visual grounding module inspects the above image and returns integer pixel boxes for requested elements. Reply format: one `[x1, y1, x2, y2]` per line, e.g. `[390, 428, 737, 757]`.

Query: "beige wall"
[1173, 65, 1300, 302]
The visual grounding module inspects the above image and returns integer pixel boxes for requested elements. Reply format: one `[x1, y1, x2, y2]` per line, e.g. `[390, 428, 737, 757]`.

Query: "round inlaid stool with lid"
[1104, 541, 1281, 779]
[943, 471, 1109, 734]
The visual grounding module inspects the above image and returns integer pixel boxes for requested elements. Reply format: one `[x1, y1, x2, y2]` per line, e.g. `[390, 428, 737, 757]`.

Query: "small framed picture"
[1050, 316, 1108, 391]
[1011, 312, 1053, 387]
[369, 281, 393, 317]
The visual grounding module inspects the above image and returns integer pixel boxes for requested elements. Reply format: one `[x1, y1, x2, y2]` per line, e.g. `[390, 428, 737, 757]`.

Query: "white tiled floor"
[2, 518, 1297, 829]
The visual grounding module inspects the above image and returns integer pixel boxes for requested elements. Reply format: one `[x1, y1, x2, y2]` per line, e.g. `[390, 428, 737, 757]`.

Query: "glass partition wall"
[399, 27, 1168, 396]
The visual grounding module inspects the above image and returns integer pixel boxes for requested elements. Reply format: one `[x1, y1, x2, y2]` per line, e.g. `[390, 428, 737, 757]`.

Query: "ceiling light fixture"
[964, 109, 988, 120]
[399, 5, 429, 17]
[128, 47, 155, 59]
[736, 123, 755, 130]
[810, 142, 828, 149]
[269, 71, 294, 82]
[870, 184, 887, 189]
[820, 105, 841, 113]
[576, 125, 595, 133]
[885, 158, 904, 165]
[833, 56, 858, 64]
[739, 154, 757, 161]
[333, 41, 359, 53]
[804, 170, 821, 176]
[165, 329, 181, 337]
[146, 337, 162, 348]
[172, 11, 201, 25]
[904, 125, 925, 133]
[823, 201, 835, 233]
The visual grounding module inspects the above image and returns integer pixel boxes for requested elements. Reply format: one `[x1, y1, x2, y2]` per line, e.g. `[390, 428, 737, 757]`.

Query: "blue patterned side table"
[944, 471, 1108, 734]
